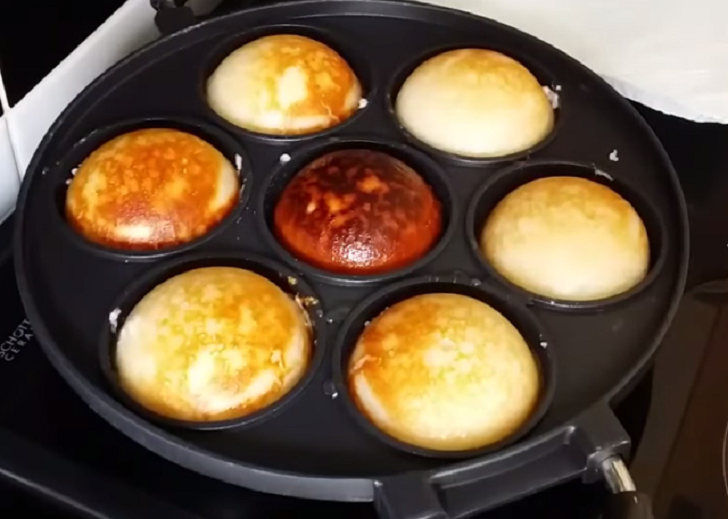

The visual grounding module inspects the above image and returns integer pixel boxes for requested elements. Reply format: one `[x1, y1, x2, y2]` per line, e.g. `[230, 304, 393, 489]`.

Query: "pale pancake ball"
[348, 293, 540, 451]
[65, 128, 240, 250]
[481, 177, 650, 301]
[207, 34, 362, 135]
[395, 49, 554, 158]
[115, 267, 311, 422]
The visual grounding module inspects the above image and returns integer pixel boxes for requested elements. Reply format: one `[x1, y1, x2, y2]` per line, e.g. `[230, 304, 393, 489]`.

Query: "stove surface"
[652, 302, 728, 519]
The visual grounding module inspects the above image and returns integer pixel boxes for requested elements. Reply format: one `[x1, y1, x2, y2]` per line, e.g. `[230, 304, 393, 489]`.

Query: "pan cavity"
[466, 160, 668, 310]
[99, 252, 326, 431]
[257, 138, 457, 286]
[332, 276, 555, 457]
[388, 45, 562, 165]
[51, 117, 251, 262]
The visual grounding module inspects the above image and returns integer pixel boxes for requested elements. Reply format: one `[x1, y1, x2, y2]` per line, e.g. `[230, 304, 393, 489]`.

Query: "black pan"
[14, 1, 688, 518]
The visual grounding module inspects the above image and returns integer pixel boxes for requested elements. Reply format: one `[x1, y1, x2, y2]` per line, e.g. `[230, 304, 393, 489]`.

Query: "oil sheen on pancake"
[273, 149, 442, 274]
[66, 128, 240, 250]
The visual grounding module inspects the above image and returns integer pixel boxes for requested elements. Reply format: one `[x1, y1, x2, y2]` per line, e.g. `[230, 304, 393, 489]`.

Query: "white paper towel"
[427, 0, 728, 123]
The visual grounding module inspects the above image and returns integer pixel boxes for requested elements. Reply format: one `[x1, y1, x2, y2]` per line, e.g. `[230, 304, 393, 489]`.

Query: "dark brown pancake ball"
[273, 149, 442, 275]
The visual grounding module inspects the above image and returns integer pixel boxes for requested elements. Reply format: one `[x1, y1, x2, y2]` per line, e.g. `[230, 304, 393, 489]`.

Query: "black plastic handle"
[151, 0, 281, 35]
[603, 492, 653, 519]
[374, 404, 633, 519]
[151, 0, 197, 35]
[150, 0, 187, 9]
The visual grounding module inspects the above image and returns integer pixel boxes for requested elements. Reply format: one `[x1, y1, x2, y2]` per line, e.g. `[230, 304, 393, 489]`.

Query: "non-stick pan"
[14, 1, 689, 517]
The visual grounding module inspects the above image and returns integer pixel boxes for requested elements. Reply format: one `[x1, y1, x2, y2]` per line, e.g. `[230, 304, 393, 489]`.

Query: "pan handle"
[150, 0, 197, 35]
[374, 403, 639, 519]
[151, 0, 279, 34]
[600, 457, 653, 519]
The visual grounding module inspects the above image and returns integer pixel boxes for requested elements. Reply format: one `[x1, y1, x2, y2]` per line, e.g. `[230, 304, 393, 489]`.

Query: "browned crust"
[273, 149, 442, 274]
[65, 128, 238, 250]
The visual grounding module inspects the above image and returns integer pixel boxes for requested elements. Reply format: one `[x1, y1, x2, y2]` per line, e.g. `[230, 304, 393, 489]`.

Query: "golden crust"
[481, 176, 650, 301]
[395, 49, 554, 157]
[349, 293, 540, 451]
[207, 34, 362, 135]
[65, 128, 239, 250]
[273, 149, 442, 274]
[115, 267, 311, 422]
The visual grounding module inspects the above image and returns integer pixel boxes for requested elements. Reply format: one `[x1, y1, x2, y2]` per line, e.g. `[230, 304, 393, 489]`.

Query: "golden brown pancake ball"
[481, 176, 650, 301]
[65, 128, 240, 250]
[115, 267, 311, 422]
[207, 34, 362, 135]
[348, 293, 540, 451]
[395, 49, 554, 157]
[273, 149, 442, 275]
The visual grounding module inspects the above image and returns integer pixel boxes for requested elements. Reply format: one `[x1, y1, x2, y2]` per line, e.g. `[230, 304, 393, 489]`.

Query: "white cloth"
[427, 0, 728, 123]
